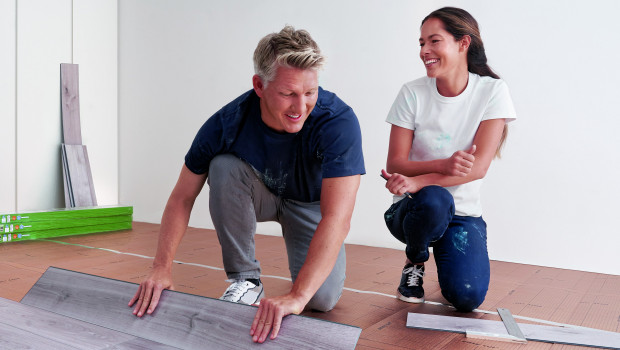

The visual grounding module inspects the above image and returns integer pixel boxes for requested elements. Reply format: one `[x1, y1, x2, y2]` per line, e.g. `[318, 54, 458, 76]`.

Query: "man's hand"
[441, 145, 476, 176]
[249, 293, 306, 343]
[128, 266, 174, 317]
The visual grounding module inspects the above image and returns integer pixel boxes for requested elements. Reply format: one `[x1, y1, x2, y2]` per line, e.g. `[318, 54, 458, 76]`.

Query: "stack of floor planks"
[0, 206, 132, 243]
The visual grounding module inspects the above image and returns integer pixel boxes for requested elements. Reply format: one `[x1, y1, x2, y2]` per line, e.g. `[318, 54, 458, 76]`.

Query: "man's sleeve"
[319, 108, 366, 178]
[184, 115, 225, 175]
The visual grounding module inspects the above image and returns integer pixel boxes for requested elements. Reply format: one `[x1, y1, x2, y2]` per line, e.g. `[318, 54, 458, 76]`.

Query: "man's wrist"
[152, 260, 172, 271]
[289, 286, 313, 306]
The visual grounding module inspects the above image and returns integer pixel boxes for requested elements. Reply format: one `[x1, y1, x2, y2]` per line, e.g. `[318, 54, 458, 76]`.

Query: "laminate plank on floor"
[0, 296, 179, 350]
[21, 267, 361, 350]
[0, 321, 79, 350]
[110, 338, 183, 350]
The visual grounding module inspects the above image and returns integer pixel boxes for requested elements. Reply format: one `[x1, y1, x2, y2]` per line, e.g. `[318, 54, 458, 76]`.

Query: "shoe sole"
[252, 289, 265, 306]
[397, 291, 425, 304]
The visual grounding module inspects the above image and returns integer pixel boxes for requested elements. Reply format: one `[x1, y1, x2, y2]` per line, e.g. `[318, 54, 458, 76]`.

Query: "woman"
[382, 7, 516, 312]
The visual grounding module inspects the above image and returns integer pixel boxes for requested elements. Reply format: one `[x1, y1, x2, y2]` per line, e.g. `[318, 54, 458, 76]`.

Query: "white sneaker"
[220, 279, 264, 305]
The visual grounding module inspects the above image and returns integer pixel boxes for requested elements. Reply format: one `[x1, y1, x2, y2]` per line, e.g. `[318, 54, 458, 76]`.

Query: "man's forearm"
[289, 216, 349, 304]
[152, 195, 195, 269]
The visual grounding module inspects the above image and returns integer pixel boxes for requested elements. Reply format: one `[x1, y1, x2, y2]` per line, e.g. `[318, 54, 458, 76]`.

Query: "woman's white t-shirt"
[386, 73, 517, 217]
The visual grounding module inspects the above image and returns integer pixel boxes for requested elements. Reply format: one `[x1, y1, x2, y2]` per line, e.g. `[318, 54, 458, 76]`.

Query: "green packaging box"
[0, 206, 133, 243]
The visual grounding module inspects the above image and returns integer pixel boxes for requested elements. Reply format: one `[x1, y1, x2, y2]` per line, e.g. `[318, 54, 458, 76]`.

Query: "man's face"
[253, 65, 319, 134]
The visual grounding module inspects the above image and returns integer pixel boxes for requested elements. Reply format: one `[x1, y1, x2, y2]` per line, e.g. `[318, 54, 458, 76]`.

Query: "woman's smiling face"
[419, 17, 467, 79]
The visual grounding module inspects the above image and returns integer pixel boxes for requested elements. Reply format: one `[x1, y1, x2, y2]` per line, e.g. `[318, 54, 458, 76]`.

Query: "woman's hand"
[381, 169, 422, 195]
[441, 145, 476, 176]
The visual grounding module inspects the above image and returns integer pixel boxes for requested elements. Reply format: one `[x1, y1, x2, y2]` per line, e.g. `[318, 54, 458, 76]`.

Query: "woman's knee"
[411, 186, 455, 218]
[441, 281, 488, 312]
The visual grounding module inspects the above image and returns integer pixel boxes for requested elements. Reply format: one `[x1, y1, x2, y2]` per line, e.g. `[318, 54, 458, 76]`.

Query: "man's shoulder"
[313, 87, 354, 117]
[304, 88, 362, 144]
[197, 89, 257, 142]
[216, 89, 257, 118]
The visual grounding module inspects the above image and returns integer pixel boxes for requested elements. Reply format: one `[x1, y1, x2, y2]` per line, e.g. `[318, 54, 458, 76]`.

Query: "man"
[128, 26, 365, 344]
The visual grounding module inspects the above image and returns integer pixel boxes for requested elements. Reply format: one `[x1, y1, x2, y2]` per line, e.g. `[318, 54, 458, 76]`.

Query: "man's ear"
[253, 75, 264, 98]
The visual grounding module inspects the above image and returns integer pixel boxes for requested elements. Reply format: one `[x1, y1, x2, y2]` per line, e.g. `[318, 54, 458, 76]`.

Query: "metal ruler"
[497, 308, 527, 343]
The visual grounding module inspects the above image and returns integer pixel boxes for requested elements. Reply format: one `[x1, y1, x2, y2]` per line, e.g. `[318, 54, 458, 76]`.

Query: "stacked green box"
[0, 206, 133, 243]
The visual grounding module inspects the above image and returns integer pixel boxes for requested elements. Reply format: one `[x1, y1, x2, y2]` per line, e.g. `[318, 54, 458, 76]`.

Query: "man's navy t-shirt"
[184, 87, 365, 203]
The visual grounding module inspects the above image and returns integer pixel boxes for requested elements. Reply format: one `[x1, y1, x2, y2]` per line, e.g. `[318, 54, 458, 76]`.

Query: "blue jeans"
[384, 186, 490, 312]
[207, 154, 346, 312]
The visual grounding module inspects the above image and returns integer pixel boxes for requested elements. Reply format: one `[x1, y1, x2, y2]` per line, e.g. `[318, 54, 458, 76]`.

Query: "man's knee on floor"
[305, 288, 342, 312]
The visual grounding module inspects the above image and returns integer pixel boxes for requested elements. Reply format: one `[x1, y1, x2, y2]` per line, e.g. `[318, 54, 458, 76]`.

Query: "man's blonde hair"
[253, 25, 324, 85]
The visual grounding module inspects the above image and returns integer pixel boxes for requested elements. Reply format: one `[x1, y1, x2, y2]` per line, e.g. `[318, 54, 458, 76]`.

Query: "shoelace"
[403, 266, 424, 287]
[222, 280, 253, 300]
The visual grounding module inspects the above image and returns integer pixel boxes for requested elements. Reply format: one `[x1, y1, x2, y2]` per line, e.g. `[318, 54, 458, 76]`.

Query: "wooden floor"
[1, 222, 619, 349]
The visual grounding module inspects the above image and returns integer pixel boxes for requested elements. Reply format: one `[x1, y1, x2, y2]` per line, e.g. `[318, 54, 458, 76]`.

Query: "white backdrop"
[0, 0, 16, 214]
[118, 0, 620, 275]
[1, 0, 117, 214]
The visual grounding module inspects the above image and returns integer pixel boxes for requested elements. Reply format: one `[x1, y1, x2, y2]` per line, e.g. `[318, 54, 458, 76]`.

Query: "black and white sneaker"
[220, 279, 264, 305]
[397, 264, 425, 303]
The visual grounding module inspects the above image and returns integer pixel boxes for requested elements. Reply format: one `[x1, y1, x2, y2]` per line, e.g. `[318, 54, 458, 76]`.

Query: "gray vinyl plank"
[21, 267, 361, 350]
[80, 144, 97, 204]
[60, 62, 97, 208]
[63, 144, 97, 207]
[0, 297, 133, 349]
[110, 338, 182, 350]
[60, 63, 82, 145]
[61, 145, 74, 207]
[407, 312, 620, 349]
[0, 321, 79, 350]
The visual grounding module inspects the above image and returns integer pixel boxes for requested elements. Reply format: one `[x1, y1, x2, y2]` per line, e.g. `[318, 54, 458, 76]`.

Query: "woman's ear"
[460, 35, 472, 52]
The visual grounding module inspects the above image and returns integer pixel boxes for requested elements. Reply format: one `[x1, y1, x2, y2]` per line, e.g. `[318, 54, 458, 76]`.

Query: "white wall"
[119, 0, 620, 275]
[1, 0, 118, 214]
[0, 0, 16, 214]
[72, 0, 119, 206]
[16, 0, 73, 211]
